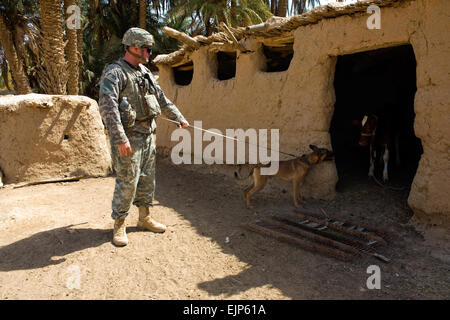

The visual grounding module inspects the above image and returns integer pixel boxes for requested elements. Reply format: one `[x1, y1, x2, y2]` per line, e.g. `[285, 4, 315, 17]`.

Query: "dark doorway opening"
[217, 51, 236, 80]
[262, 43, 293, 72]
[173, 61, 193, 86]
[330, 45, 423, 192]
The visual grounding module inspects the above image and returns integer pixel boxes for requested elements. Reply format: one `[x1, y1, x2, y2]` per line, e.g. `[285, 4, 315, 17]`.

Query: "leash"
[160, 117, 298, 158]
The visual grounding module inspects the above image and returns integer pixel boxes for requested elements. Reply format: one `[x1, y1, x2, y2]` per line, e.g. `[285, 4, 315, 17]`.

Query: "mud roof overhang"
[154, 0, 414, 68]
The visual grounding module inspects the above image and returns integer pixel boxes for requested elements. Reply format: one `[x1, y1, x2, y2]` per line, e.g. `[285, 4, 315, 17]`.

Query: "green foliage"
[79, 0, 191, 98]
[5, 0, 336, 97]
[169, 0, 272, 35]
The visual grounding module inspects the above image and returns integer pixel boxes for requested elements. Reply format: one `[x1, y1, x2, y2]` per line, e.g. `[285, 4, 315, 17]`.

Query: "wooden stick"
[245, 222, 354, 262]
[219, 22, 250, 53]
[13, 176, 83, 189]
[208, 41, 236, 52]
[162, 27, 200, 50]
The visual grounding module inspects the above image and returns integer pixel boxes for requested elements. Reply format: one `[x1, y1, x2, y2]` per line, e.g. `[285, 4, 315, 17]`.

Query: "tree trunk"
[139, 0, 146, 29]
[230, 0, 237, 25]
[277, 0, 287, 17]
[76, 0, 83, 88]
[205, 20, 214, 36]
[40, 0, 67, 94]
[0, 15, 31, 94]
[271, 0, 276, 15]
[1, 58, 12, 91]
[77, 28, 83, 87]
[64, 0, 79, 95]
[13, 26, 27, 75]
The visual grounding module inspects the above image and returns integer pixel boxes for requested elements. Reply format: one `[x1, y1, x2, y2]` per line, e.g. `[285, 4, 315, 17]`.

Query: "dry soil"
[0, 155, 449, 299]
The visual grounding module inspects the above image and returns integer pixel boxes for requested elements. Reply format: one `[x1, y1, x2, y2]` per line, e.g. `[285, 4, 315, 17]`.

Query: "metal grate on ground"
[244, 209, 396, 262]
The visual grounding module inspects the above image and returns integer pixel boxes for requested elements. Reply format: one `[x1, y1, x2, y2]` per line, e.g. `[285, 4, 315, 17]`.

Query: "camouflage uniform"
[99, 56, 185, 220]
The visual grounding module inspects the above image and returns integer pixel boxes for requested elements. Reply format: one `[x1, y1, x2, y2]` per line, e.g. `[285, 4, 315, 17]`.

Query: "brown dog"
[234, 145, 334, 208]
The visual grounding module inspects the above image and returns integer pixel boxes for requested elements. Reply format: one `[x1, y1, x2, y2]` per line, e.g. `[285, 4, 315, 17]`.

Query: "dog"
[234, 145, 334, 208]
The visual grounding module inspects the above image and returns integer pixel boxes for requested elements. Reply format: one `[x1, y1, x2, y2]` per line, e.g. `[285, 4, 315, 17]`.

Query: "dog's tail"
[234, 168, 254, 185]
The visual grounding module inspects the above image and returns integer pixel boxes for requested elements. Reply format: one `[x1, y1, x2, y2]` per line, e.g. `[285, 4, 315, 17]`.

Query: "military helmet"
[122, 27, 154, 48]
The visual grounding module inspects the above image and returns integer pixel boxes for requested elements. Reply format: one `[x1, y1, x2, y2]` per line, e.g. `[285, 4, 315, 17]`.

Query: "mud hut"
[0, 94, 111, 184]
[153, 0, 450, 226]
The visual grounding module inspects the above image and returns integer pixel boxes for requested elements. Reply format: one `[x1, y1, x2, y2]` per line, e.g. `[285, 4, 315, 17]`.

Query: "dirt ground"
[0, 155, 449, 300]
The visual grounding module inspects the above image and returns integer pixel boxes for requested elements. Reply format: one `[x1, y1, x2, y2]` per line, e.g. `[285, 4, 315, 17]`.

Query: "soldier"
[98, 27, 189, 246]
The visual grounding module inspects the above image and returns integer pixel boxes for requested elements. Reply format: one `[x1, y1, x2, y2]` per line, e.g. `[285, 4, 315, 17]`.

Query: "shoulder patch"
[101, 72, 120, 95]
[100, 63, 127, 95]
[104, 72, 119, 84]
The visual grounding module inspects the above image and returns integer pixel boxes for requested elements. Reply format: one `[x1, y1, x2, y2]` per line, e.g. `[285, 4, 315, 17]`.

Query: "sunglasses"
[143, 46, 153, 54]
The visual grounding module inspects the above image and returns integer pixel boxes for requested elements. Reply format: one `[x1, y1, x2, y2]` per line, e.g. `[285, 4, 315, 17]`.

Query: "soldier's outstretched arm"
[98, 66, 129, 146]
[152, 76, 186, 123]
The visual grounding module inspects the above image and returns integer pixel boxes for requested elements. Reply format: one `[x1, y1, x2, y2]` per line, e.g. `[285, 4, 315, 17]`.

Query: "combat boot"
[137, 206, 166, 233]
[113, 217, 128, 246]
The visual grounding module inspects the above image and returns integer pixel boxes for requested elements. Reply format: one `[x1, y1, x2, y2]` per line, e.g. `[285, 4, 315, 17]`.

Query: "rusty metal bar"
[262, 218, 362, 257]
[245, 222, 354, 262]
[293, 210, 388, 246]
[273, 216, 391, 263]
[295, 209, 397, 241]
[274, 215, 377, 252]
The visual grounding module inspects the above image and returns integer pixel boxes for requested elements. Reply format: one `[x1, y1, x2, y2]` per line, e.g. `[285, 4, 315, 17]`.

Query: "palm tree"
[81, 0, 140, 97]
[65, 0, 79, 95]
[271, 0, 276, 14]
[265, 0, 322, 16]
[76, 0, 83, 88]
[139, 0, 146, 29]
[0, 14, 31, 94]
[169, 0, 272, 36]
[0, 51, 12, 90]
[40, 0, 67, 94]
[289, 0, 322, 15]
[277, 0, 288, 16]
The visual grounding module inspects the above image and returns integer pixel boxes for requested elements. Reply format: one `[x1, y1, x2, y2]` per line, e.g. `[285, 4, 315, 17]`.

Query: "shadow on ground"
[153, 156, 448, 299]
[0, 225, 141, 271]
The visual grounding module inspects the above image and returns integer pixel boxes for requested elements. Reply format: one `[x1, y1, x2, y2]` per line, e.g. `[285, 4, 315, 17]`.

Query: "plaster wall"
[156, 0, 450, 223]
[0, 94, 111, 184]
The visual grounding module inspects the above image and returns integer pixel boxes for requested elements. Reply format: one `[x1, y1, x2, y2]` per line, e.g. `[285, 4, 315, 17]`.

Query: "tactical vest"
[115, 59, 161, 121]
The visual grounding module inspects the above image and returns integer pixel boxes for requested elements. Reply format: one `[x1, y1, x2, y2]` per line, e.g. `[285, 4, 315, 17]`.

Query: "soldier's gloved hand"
[118, 142, 132, 156]
[178, 119, 189, 128]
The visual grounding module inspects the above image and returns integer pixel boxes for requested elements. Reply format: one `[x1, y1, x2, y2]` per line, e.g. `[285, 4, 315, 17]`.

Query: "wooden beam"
[12, 176, 83, 189]
[219, 22, 251, 53]
[174, 64, 193, 71]
[208, 41, 236, 53]
[162, 27, 200, 50]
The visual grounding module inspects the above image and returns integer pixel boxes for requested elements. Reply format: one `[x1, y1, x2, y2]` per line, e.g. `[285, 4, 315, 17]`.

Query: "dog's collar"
[299, 154, 312, 166]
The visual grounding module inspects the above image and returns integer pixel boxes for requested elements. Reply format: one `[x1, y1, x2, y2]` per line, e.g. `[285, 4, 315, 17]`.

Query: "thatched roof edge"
[154, 0, 414, 67]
